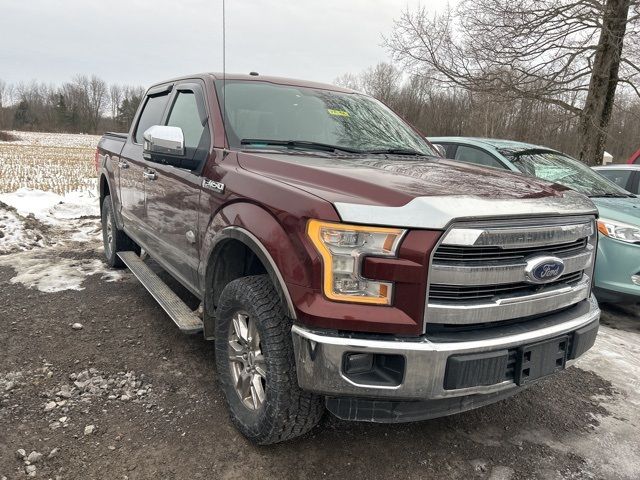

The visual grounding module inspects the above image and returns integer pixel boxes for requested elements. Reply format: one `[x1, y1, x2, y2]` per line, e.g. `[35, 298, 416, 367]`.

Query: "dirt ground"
[1, 220, 639, 480]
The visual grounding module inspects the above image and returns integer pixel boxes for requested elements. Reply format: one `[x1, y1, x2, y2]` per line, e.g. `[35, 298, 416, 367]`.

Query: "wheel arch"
[99, 173, 110, 212]
[203, 226, 297, 338]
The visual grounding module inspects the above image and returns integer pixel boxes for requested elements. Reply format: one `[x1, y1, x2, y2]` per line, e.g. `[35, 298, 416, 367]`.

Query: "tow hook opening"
[342, 352, 405, 387]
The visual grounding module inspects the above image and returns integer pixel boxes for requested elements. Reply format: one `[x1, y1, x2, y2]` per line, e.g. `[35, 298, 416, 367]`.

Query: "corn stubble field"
[0, 131, 101, 195]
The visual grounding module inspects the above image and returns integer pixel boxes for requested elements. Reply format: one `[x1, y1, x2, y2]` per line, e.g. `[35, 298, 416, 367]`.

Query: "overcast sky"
[1, 0, 450, 88]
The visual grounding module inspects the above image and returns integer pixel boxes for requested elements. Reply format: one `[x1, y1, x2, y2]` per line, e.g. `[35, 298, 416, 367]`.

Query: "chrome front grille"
[433, 238, 587, 264]
[429, 270, 584, 302]
[425, 216, 597, 327]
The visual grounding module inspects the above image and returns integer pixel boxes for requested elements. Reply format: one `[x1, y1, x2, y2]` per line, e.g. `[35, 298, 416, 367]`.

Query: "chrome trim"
[441, 221, 594, 248]
[291, 296, 600, 400]
[334, 192, 597, 229]
[428, 276, 591, 324]
[430, 249, 592, 286]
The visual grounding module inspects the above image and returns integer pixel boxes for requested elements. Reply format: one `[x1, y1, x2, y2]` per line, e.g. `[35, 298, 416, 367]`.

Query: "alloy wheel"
[228, 311, 267, 411]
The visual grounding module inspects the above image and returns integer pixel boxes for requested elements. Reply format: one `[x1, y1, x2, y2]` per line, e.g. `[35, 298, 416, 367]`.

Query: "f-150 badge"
[203, 178, 225, 194]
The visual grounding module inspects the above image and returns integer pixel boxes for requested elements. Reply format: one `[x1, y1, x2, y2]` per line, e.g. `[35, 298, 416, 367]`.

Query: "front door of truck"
[142, 83, 211, 291]
[119, 86, 172, 243]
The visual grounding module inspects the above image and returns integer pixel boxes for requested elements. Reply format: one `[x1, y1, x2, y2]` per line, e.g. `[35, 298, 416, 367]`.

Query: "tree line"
[0, 75, 145, 134]
[370, 0, 640, 165]
[336, 63, 640, 163]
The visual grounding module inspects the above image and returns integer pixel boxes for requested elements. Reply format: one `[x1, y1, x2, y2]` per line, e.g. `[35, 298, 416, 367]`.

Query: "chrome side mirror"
[143, 125, 185, 159]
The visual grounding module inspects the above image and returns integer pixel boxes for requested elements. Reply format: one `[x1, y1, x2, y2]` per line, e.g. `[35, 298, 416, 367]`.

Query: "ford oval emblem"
[525, 256, 565, 284]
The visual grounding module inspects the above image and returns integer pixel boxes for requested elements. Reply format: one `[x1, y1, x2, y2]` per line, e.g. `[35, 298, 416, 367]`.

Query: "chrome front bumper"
[292, 295, 600, 401]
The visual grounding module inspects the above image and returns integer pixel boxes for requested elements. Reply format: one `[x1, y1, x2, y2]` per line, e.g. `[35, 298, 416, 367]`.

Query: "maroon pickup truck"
[97, 73, 601, 444]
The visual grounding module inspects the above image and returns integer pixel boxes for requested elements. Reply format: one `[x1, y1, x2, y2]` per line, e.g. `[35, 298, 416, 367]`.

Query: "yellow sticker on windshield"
[327, 109, 350, 117]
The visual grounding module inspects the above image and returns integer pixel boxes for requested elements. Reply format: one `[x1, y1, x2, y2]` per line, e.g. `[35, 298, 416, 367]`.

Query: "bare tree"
[0, 79, 6, 128]
[360, 63, 402, 105]
[109, 84, 123, 121]
[87, 75, 107, 133]
[386, 0, 640, 165]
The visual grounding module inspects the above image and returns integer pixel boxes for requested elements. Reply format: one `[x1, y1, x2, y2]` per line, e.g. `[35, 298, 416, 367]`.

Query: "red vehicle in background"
[629, 148, 640, 164]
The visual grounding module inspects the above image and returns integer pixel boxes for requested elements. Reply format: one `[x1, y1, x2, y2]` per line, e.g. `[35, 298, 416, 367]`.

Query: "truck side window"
[166, 91, 206, 150]
[454, 145, 504, 169]
[134, 93, 170, 144]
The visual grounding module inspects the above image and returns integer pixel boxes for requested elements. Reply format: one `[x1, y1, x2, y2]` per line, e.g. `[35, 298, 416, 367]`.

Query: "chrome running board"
[117, 251, 203, 334]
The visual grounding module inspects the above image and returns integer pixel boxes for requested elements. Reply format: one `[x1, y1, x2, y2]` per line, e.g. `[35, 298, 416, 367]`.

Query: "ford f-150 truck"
[97, 73, 601, 444]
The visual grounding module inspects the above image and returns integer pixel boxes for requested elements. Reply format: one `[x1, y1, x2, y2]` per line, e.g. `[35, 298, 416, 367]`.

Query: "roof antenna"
[222, 0, 227, 150]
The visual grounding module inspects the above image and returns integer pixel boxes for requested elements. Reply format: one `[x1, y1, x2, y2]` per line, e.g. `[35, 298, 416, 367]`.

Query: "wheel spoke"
[250, 383, 259, 409]
[236, 371, 251, 401]
[254, 353, 267, 378]
[251, 374, 266, 405]
[228, 339, 245, 354]
[232, 313, 249, 344]
[248, 318, 259, 348]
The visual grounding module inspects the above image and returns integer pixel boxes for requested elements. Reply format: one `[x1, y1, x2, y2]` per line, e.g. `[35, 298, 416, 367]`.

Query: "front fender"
[199, 201, 325, 319]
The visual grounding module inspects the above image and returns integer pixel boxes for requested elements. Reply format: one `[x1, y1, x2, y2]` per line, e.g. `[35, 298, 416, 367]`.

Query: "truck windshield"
[507, 150, 633, 198]
[215, 80, 436, 156]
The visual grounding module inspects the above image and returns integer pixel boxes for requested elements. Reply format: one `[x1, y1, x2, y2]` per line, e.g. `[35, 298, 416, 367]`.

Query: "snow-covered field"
[0, 131, 122, 290]
[0, 130, 100, 195]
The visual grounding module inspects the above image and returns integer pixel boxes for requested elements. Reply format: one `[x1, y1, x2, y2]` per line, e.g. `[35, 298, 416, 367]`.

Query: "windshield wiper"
[589, 193, 633, 198]
[363, 148, 429, 156]
[240, 139, 362, 154]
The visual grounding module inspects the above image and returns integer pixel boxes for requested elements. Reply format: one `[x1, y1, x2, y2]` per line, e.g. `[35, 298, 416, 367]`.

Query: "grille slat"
[430, 271, 584, 302]
[433, 238, 587, 264]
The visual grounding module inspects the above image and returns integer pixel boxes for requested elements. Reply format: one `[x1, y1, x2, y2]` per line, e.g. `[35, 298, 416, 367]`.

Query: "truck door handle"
[118, 160, 129, 169]
[143, 170, 157, 181]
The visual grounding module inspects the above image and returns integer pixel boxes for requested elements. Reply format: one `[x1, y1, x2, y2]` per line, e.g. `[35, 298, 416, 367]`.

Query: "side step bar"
[117, 251, 203, 334]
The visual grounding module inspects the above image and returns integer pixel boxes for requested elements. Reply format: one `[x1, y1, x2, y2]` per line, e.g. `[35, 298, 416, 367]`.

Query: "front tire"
[215, 275, 324, 444]
[101, 195, 138, 268]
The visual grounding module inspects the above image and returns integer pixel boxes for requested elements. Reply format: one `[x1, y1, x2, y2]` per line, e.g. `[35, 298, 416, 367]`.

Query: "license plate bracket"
[516, 335, 569, 385]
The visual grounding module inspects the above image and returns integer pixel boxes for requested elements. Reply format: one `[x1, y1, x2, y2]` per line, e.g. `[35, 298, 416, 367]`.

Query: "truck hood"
[239, 152, 567, 205]
[237, 152, 597, 228]
[591, 196, 640, 226]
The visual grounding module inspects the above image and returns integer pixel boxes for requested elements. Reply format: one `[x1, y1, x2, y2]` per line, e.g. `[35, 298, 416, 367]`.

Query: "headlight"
[307, 219, 406, 304]
[597, 218, 640, 244]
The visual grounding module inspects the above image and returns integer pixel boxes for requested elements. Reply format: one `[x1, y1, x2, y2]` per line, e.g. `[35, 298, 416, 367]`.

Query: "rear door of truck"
[119, 85, 172, 243]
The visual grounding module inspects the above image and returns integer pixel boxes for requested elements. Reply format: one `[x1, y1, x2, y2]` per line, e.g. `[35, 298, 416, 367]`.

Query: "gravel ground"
[0, 214, 639, 479]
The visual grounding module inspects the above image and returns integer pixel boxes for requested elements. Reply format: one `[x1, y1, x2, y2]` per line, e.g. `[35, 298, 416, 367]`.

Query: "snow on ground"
[0, 130, 99, 195]
[570, 326, 640, 478]
[0, 188, 99, 225]
[0, 188, 123, 292]
[0, 130, 101, 148]
[0, 252, 120, 292]
[508, 323, 640, 479]
[0, 204, 46, 254]
[0, 131, 122, 291]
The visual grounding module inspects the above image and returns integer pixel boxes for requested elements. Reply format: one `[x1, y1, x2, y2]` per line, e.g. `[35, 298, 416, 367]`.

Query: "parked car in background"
[593, 165, 640, 195]
[429, 137, 640, 304]
[628, 147, 640, 165]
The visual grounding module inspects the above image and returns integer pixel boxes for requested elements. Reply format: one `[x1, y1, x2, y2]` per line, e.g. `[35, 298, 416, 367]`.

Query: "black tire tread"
[215, 275, 324, 444]
[102, 195, 138, 268]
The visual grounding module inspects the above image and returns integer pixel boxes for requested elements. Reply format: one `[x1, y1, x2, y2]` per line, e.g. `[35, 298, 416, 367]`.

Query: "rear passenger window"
[134, 93, 170, 144]
[166, 91, 206, 150]
[454, 145, 504, 169]
[597, 169, 632, 190]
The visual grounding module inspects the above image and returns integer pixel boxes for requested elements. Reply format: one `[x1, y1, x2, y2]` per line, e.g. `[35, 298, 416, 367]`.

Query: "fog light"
[344, 353, 374, 374]
[342, 352, 405, 387]
[632, 274, 640, 286]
